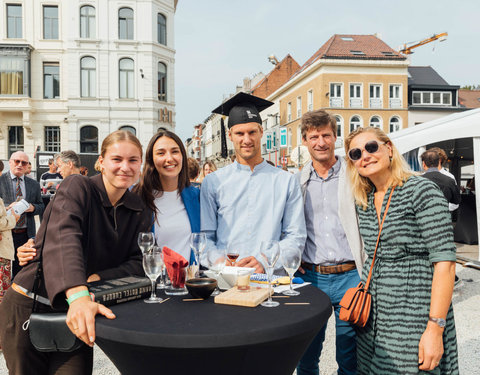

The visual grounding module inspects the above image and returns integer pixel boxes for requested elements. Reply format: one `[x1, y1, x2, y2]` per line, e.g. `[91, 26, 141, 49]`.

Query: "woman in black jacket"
[0, 130, 152, 374]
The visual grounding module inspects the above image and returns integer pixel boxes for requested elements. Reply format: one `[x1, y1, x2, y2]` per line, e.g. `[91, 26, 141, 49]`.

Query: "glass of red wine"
[226, 251, 240, 267]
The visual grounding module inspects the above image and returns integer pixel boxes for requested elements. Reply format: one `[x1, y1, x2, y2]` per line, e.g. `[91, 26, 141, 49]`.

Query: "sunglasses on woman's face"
[348, 140, 386, 161]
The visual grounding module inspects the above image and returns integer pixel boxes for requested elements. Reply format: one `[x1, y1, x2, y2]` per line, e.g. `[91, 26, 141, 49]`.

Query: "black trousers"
[0, 288, 93, 375]
[11, 231, 29, 279]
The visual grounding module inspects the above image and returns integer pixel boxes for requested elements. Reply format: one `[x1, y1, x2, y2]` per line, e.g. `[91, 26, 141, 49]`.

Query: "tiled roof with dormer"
[291, 34, 405, 79]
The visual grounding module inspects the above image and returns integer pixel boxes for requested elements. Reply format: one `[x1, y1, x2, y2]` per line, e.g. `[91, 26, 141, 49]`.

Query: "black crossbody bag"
[22, 194, 84, 352]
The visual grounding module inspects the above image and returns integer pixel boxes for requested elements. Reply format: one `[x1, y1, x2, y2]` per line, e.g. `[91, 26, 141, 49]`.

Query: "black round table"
[95, 285, 331, 375]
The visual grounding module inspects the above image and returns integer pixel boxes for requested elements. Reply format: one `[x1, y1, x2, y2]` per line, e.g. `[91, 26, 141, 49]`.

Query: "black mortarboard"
[212, 92, 274, 129]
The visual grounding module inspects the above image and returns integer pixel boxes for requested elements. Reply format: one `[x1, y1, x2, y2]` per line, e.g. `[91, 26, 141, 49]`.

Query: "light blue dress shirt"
[200, 160, 306, 268]
[303, 159, 354, 265]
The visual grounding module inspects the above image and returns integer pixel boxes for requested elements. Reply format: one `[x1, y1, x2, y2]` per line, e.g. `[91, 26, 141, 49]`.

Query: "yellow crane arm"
[399, 32, 448, 55]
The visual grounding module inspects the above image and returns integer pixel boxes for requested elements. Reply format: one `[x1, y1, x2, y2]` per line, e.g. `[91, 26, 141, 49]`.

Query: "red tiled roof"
[459, 90, 480, 108]
[250, 54, 300, 98]
[292, 34, 405, 79]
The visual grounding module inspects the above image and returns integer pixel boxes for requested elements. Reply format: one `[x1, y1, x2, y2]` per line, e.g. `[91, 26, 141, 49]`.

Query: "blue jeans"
[296, 268, 360, 375]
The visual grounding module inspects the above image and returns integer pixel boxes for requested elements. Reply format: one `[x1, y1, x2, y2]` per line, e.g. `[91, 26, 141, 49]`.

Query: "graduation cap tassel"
[221, 117, 228, 159]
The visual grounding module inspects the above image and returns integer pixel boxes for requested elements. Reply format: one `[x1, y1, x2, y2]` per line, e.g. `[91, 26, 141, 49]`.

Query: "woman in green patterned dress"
[344, 127, 458, 374]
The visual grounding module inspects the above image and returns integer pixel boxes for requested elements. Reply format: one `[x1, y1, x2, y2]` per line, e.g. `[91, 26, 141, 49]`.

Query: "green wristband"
[66, 290, 91, 305]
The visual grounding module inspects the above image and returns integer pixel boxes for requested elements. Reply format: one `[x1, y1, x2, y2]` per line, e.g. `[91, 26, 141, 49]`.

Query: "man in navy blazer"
[0, 151, 44, 277]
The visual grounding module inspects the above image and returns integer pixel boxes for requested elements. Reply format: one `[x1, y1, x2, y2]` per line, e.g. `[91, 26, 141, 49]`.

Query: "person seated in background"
[187, 157, 201, 188]
[135, 130, 200, 264]
[55, 150, 81, 179]
[40, 159, 63, 190]
[1, 130, 152, 374]
[466, 177, 475, 194]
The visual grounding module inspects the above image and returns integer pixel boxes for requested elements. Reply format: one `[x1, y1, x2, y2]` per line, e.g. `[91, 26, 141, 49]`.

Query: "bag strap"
[31, 194, 56, 314]
[363, 186, 396, 291]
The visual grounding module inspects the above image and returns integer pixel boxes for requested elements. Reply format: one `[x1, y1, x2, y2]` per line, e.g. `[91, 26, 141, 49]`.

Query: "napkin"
[163, 246, 189, 287]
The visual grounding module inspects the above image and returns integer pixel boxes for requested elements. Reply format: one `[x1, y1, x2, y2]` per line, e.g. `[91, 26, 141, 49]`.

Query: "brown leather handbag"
[339, 186, 396, 327]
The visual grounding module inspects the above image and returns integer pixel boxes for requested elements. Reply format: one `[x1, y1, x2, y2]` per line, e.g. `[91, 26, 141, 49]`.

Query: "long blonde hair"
[344, 127, 414, 209]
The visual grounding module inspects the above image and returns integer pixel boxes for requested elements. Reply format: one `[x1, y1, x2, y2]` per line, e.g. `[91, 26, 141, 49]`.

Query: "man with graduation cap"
[200, 92, 306, 272]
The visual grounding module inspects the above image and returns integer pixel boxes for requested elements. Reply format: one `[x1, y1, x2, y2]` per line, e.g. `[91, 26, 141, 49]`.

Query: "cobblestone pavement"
[1, 264, 478, 374]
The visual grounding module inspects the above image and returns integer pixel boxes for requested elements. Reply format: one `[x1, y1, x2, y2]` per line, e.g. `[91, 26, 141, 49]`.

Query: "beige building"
[271, 35, 409, 166]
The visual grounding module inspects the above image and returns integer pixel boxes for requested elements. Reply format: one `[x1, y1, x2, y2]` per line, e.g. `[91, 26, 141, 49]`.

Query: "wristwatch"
[429, 316, 446, 328]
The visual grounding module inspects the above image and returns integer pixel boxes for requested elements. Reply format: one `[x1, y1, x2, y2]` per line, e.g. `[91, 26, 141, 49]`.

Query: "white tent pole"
[474, 137, 480, 261]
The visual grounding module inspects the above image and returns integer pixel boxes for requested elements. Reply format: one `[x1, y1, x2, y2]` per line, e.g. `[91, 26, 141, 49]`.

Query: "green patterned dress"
[356, 175, 459, 374]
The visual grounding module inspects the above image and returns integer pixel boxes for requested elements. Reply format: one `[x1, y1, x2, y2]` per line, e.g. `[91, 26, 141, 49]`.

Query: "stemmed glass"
[281, 247, 302, 296]
[156, 250, 167, 290]
[138, 232, 154, 254]
[226, 242, 242, 267]
[260, 240, 280, 308]
[143, 246, 164, 303]
[190, 233, 206, 277]
[203, 249, 225, 296]
[226, 250, 240, 267]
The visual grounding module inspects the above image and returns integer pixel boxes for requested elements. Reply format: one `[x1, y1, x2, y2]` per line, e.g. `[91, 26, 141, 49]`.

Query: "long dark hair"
[136, 130, 190, 214]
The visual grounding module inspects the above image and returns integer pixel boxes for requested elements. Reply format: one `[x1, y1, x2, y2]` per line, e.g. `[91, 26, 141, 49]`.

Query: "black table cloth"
[454, 194, 478, 245]
[95, 285, 331, 375]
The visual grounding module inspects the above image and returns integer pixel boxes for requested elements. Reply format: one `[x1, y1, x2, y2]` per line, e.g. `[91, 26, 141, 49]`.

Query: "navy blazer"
[0, 172, 44, 238]
[151, 185, 201, 263]
[181, 185, 200, 233]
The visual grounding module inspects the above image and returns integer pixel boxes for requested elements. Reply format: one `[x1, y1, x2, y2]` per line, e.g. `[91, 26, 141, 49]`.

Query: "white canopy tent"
[340, 108, 480, 260]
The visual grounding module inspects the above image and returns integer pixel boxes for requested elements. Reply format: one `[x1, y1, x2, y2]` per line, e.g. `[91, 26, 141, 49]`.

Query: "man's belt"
[302, 261, 356, 274]
[12, 228, 27, 234]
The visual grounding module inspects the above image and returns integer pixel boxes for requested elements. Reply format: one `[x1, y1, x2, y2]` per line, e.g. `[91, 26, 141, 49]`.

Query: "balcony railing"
[349, 98, 362, 108]
[369, 98, 382, 109]
[389, 98, 402, 108]
[329, 98, 343, 108]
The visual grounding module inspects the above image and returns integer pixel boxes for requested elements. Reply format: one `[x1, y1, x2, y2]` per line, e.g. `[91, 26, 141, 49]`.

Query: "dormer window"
[412, 91, 452, 106]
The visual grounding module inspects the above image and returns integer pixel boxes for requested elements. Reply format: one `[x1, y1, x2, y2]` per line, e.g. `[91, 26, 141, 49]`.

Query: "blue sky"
[174, 0, 480, 141]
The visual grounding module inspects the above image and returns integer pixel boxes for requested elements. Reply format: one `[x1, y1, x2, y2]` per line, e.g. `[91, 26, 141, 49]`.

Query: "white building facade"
[0, 0, 176, 164]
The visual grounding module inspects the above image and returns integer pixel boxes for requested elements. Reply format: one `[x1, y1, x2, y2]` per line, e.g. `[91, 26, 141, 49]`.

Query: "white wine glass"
[190, 232, 206, 277]
[281, 247, 302, 296]
[203, 249, 225, 296]
[138, 232, 154, 254]
[260, 240, 280, 308]
[143, 246, 164, 303]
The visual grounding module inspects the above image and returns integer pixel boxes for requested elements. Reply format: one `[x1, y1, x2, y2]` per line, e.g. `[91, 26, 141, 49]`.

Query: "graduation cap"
[212, 92, 274, 129]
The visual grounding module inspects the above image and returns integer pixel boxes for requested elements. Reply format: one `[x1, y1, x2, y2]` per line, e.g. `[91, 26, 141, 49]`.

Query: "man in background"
[40, 158, 63, 191]
[429, 147, 460, 213]
[421, 149, 461, 208]
[55, 151, 81, 178]
[0, 152, 43, 277]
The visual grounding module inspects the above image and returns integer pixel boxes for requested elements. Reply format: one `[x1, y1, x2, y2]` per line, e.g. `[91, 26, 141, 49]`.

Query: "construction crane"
[399, 32, 448, 55]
